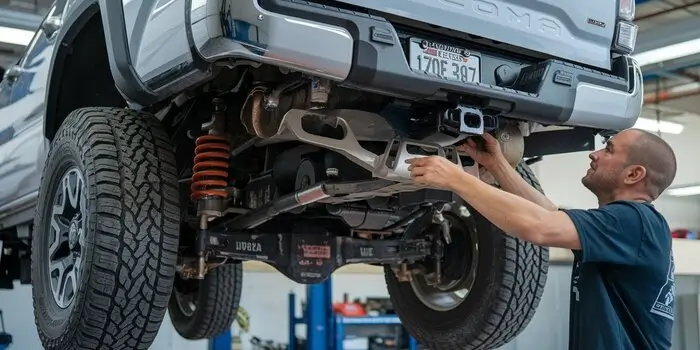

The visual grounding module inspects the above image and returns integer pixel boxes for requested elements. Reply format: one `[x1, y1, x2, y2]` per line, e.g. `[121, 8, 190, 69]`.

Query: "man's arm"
[488, 158, 558, 211]
[451, 171, 646, 264]
[451, 171, 581, 249]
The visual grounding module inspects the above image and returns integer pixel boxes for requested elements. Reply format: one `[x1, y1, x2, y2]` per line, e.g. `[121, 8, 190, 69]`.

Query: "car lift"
[0, 310, 12, 350]
[210, 330, 232, 350]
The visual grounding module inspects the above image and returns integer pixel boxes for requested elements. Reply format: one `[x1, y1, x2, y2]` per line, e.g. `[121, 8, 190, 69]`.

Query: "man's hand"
[406, 156, 468, 190]
[457, 133, 506, 170]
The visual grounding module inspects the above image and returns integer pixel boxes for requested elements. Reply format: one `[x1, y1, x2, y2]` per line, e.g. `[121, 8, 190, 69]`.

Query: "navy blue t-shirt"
[563, 200, 674, 350]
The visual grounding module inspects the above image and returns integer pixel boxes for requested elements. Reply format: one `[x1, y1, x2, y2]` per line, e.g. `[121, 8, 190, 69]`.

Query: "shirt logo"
[650, 255, 675, 321]
[571, 260, 580, 302]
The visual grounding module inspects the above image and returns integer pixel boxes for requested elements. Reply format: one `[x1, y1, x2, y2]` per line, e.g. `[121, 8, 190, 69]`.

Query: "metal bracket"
[269, 109, 464, 183]
[374, 137, 462, 182]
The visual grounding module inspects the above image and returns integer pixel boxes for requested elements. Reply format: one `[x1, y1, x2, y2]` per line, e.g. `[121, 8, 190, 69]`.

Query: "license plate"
[408, 38, 481, 84]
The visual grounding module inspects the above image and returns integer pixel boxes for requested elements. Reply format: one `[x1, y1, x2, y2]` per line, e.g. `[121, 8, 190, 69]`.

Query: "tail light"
[613, 0, 637, 54]
[619, 0, 636, 21]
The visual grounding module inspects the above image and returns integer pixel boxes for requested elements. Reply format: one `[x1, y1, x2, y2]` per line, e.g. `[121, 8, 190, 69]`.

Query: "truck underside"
[153, 61, 557, 348]
[165, 63, 542, 282]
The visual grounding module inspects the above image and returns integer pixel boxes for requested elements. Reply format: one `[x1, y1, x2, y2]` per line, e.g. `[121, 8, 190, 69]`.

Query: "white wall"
[206, 268, 700, 350]
[217, 269, 572, 349]
[531, 124, 700, 230]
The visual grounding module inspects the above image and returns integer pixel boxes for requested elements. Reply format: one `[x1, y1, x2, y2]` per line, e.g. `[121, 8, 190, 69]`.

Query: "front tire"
[385, 163, 549, 350]
[31, 107, 180, 349]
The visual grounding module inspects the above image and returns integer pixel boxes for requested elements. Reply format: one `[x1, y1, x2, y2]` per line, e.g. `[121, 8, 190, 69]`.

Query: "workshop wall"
[0, 283, 211, 350]
[224, 268, 697, 350]
[532, 123, 700, 230]
[227, 270, 574, 349]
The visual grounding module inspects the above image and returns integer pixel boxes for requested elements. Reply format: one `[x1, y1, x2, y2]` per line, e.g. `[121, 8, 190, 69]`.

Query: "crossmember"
[207, 228, 434, 284]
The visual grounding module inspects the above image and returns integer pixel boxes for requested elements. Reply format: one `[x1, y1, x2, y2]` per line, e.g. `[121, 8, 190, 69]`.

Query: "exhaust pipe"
[223, 184, 330, 230]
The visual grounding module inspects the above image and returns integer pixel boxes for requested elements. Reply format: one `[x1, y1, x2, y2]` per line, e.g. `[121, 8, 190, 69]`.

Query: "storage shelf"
[336, 315, 403, 325]
[289, 290, 418, 350]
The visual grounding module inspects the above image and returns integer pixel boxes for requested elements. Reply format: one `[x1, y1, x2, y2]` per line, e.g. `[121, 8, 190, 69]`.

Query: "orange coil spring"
[190, 135, 231, 201]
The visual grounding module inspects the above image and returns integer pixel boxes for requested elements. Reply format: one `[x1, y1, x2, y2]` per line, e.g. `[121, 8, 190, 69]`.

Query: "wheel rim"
[47, 167, 88, 309]
[173, 278, 199, 318]
[410, 211, 479, 312]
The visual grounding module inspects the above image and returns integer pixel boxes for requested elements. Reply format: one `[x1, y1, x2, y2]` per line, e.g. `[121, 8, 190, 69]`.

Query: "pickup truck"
[0, 0, 641, 349]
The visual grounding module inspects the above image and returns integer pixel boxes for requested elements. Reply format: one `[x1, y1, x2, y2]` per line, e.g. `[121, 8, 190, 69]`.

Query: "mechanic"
[407, 128, 676, 350]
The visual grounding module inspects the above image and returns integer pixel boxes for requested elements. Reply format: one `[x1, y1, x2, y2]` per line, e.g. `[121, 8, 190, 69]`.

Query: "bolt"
[257, 14, 264, 21]
[459, 205, 471, 218]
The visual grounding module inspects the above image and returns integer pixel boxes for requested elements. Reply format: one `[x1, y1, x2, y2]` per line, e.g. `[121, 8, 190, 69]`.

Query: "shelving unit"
[334, 315, 417, 350]
[288, 277, 418, 350]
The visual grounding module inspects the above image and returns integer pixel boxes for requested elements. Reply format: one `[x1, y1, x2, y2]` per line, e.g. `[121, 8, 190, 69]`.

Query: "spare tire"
[384, 162, 549, 350]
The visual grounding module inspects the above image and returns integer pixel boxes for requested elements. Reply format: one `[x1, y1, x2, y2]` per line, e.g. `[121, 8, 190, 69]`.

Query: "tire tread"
[32, 107, 180, 350]
[385, 162, 549, 350]
[172, 264, 243, 339]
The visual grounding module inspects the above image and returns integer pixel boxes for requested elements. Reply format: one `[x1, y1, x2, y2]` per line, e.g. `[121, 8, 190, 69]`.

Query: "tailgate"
[332, 0, 617, 70]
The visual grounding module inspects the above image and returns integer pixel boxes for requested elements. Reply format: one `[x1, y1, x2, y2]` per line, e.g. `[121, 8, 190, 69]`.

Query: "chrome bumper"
[564, 58, 644, 131]
[189, 0, 354, 81]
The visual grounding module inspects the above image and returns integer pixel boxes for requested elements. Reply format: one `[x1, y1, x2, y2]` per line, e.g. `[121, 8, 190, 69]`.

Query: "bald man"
[407, 128, 676, 350]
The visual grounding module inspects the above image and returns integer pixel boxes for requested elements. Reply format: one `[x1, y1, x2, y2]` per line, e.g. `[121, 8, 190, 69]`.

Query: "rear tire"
[31, 107, 180, 349]
[168, 263, 243, 339]
[385, 162, 549, 350]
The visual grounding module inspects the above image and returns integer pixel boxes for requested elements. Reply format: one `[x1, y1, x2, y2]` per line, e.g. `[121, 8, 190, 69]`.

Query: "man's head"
[582, 128, 677, 203]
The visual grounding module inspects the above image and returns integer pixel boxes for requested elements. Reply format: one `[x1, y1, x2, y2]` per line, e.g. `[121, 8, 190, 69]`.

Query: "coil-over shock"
[191, 98, 231, 278]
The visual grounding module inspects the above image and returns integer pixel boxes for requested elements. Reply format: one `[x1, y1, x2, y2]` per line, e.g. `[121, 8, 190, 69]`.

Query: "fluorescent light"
[633, 117, 684, 134]
[667, 185, 700, 197]
[0, 26, 34, 46]
[633, 37, 700, 67]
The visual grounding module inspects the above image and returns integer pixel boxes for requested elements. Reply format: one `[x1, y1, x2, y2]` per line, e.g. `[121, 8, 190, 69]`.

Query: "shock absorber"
[191, 98, 231, 278]
[191, 134, 231, 203]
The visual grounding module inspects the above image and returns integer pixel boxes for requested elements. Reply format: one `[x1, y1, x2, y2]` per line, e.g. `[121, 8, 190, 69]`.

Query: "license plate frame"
[408, 37, 481, 84]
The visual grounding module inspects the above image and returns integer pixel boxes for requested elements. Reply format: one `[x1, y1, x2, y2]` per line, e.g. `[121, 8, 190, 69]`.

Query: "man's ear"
[624, 165, 646, 185]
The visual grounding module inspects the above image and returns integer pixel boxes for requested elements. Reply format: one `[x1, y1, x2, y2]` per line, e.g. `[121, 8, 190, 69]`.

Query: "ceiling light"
[633, 37, 700, 67]
[0, 26, 34, 46]
[632, 117, 684, 134]
[667, 185, 700, 197]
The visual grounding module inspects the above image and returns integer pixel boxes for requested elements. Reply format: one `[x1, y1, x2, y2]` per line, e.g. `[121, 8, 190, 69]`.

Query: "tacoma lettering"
[473, 0, 562, 36]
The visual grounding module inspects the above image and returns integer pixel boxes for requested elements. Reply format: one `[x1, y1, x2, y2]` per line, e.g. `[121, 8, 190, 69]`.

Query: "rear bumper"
[190, 0, 643, 131]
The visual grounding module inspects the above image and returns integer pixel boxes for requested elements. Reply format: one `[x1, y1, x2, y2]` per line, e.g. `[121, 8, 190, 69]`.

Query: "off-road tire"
[385, 162, 549, 350]
[31, 107, 180, 350]
[168, 263, 243, 339]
